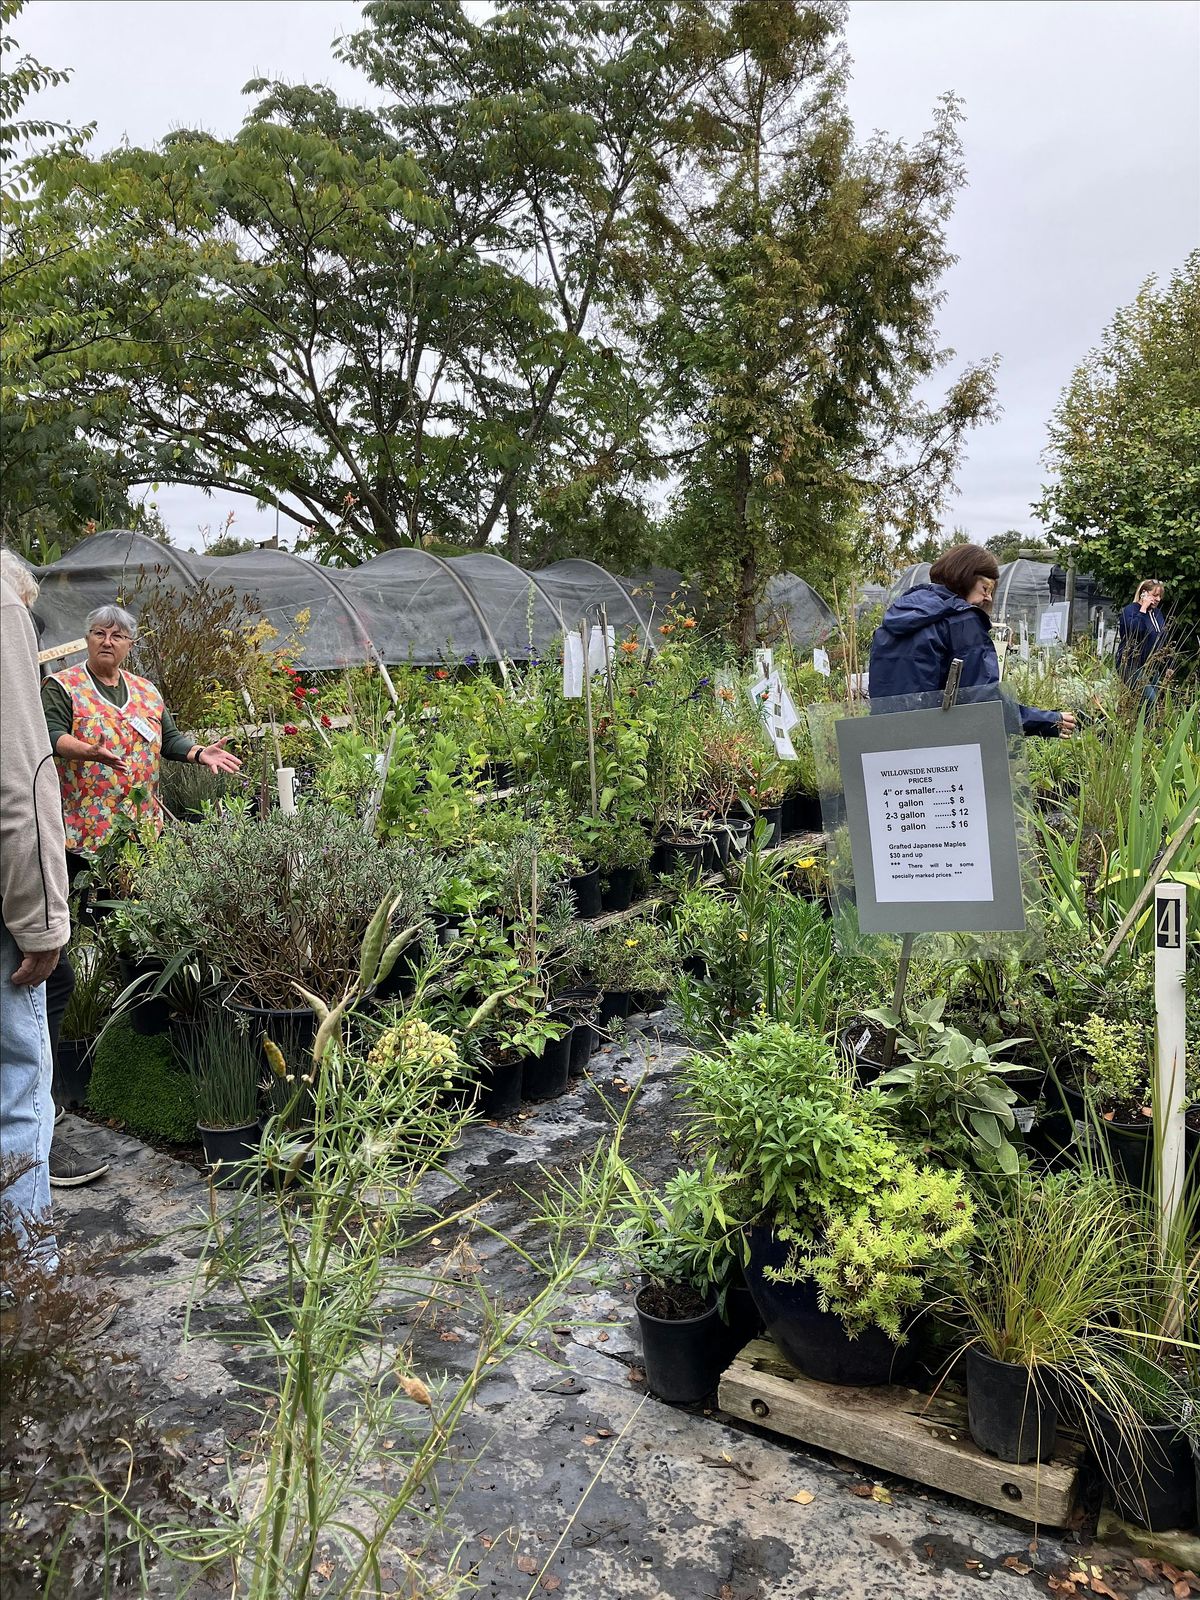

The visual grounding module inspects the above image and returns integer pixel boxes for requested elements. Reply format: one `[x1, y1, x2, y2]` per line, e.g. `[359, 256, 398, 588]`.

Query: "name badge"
[127, 715, 156, 742]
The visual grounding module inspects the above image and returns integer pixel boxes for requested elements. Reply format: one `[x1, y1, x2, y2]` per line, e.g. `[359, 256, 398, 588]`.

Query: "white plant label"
[1019, 619, 1030, 662]
[813, 647, 831, 677]
[562, 633, 584, 699]
[588, 624, 615, 682]
[1038, 604, 1068, 645]
[753, 648, 774, 680]
[860, 741, 993, 903]
[749, 671, 798, 759]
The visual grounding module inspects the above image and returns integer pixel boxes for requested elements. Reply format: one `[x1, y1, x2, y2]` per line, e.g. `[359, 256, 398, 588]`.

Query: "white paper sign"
[861, 742, 993, 904]
[1038, 604, 1069, 645]
[813, 648, 831, 677]
[749, 671, 798, 758]
[848, 671, 870, 699]
[1019, 619, 1030, 662]
[753, 648, 774, 680]
[588, 624, 615, 681]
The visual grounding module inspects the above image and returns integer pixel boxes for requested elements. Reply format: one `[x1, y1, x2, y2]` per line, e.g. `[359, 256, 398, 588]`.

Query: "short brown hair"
[929, 543, 1000, 600]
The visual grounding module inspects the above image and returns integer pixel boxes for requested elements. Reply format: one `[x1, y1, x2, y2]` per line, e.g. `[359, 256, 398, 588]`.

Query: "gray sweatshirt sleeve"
[1, 584, 70, 951]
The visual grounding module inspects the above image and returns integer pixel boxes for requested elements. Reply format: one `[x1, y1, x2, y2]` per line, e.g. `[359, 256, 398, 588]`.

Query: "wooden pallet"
[719, 1338, 1082, 1527]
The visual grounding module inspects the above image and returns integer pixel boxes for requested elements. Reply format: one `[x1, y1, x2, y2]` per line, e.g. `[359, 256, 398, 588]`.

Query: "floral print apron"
[50, 664, 165, 851]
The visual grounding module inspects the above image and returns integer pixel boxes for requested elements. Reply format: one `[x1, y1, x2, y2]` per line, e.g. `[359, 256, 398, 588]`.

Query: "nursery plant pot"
[567, 866, 603, 920]
[599, 865, 638, 913]
[680, 951, 709, 981]
[478, 1054, 523, 1119]
[552, 989, 600, 1075]
[116, 955, 172, 1037]
[197, 1120, 262, 1183]
[719, 815, 754, 857]
[965, 1349, 1059, 1464]
[701, 830, 724, 874]
[838, 1022, 894, 1087]
[757, 805, 784, 849]
[521, 1034, 571, 1102]
[630, 989, 668, 1017]
[720, 1283, 765, 1360]
[54, 1036, 94, 1110]
[634, 1287, 726, 1405]
[744, 1226, 916, 1387]
[791, 792, 824, 833]
[657, 837, 707, 884]
[227, 999, 317, 1055]
[597, 989, 632, 1027]
[1096, 1413, 1197, 1532]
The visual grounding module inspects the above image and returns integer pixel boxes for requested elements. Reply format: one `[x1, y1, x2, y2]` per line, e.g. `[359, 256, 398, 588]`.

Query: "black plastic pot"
[227, 999, 317, 1056]
[197, 1120, 262, 1182]
[719, 815, 754, 857]
[600, 865, 638, 913]
[597, 989, 632, 1027]
[635, 1288, 727, 1405]
[757, 806, 783, 849]
[116, 955, 172, 1037]
[1097, 1413, 1197, 1532]
[522, 1033, 571, 1102]
[657, 836, 706, 883]
[720, 1282, 765, 1359]
[680, 951, 709, 981]
[838, 1023, 894, 1087]
[567, 866, 603, 919]
[701, 831, 724, 874]
[630, 989, 668, 1017]
[552, 989, 601, 1076]
[478, 1054, 523, 1119]
[790, 792, 824, 833]
[744, 1226, 916, 1386]
[966, 1349, 1058, 1463]
[54, 1036, 94, 1110]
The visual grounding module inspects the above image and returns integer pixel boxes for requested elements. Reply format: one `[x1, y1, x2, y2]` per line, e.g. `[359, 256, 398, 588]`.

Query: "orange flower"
[660, 623, 675, 636]
[620, 638, 639, 655]
[434, 668, 449, 680]
[681, 617, 696, 629]
[717, 686, 735, 702]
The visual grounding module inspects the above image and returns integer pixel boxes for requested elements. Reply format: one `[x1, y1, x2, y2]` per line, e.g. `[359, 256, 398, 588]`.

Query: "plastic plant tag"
[562, 633, 584, 699]
[813, 648, 831, 677]
[588, 624, 615, 681]
[1019, 618, 1030, 661]
[754, 648, 774, 679]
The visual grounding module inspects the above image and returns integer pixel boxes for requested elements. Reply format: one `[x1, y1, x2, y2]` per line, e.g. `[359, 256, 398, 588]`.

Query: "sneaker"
[48, 1142, 110, 1188]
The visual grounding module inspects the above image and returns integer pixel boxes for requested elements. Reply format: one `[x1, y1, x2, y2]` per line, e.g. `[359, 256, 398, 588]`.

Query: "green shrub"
[87, 1023, 197, 1143]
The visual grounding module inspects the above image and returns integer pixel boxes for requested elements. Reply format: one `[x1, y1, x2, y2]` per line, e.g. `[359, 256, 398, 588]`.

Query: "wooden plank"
[38, 637, 86, 664]
[718, 1338, 1081, 1527]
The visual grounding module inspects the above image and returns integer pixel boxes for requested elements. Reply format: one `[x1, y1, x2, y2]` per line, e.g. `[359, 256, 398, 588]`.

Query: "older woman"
[42, 603, 242, 854]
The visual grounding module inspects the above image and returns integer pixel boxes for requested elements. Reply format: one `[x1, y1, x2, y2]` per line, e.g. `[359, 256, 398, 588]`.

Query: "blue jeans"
[0, 924, 56, 1265]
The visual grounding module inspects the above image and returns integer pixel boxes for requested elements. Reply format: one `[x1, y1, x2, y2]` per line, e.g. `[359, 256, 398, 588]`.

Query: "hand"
[84, 740, 127, 774]
[196, 736, 243, 775]
[11, 947, 61, 987]
[1058, 712, 1077, 738]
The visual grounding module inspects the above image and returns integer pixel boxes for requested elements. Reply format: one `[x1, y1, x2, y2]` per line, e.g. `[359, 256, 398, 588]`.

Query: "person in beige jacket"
[1, 569, 70, 1255]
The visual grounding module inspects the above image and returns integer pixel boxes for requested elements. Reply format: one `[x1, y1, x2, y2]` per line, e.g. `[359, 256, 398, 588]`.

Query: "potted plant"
[681, 1021, 974, 1385]
[177, 1008, 263, 1179]
[945, 1174, 1174, 1469]
[574, 814, 651, 913]
[55, 935, 117, 1109]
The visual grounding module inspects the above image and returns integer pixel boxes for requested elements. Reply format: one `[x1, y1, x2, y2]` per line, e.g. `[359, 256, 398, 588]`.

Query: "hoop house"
[994, 560, 1053, 632]
[757, 572, 837, 649]
[32, 531, 659, 669]
[885, 563, 932, 605]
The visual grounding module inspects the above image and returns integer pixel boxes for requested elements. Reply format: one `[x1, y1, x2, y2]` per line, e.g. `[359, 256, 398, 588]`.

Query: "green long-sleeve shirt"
[41, 669, 196, 762]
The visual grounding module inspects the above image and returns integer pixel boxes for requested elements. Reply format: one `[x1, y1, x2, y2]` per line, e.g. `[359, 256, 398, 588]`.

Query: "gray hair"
[0, 549, 39, 607]
[86, 603, 138, 640]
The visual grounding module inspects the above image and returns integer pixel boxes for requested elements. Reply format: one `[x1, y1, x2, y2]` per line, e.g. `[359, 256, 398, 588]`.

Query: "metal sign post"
[1154, 882, 1188, 1268]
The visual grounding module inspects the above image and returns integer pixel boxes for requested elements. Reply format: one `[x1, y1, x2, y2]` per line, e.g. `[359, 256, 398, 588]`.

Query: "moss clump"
[87, 1023, 197, 1143]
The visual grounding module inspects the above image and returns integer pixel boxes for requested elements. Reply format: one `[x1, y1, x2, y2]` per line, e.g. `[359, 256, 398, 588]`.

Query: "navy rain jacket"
[868, 583, 1061, 737]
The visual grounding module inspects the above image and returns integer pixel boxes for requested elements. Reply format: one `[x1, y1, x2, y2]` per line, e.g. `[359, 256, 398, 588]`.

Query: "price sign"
[1037, 604, 1069, 646]
[836, 700, 1025, 934]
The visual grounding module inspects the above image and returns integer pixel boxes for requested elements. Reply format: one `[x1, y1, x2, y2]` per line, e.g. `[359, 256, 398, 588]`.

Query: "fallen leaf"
[871, 1485, 892, 1504]
[850, 1484, 873, 1498]
[582, 1435, 598, 1446]
[479, 1537, 494, 1550]
[1131, 1560, 1159, 1582]
[438, 1331, 462, 1343]
[627, 1367, 645, 1385]
[516, 1556, 539, 1575]
[789, 1491, 815, 1505]
[966, 1560, 983, 1570]
[1003, 1557, 1032, 1576]
[315, 1559, 334, 1580]
[1048, 1581, 1076, 1596]
[596, 1332, 609, 1343]
[1176, 1586, 1191, 1600]
[399, 1375, 432, 1407]
[924, 1545, 936, 1559]
[541, 1580, 561, 1594]
[1089, 1579, 1122, 1599]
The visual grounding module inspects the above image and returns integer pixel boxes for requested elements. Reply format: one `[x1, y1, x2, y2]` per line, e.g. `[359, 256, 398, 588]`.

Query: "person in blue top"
[1115, 579, 1167, 704]
[869, 543, 1074, 738]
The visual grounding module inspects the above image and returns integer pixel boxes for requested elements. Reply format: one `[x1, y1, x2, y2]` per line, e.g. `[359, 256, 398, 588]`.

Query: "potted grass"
[945, 1174, 1176, 1469]
[178, 1009, 263, 1179]
[55, 936, 117, 1109]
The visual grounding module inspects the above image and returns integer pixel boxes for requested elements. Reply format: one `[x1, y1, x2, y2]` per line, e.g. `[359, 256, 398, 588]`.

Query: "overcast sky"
[16, 0, 1200, 553]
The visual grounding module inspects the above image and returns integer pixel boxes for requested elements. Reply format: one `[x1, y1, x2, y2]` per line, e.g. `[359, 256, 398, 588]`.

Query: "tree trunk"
[732, 446, 758, 657]
[505, 496, 521, 563]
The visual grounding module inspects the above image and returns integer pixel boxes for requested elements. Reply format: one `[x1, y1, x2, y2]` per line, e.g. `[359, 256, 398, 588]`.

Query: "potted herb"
[177, 1009, 263, 1178]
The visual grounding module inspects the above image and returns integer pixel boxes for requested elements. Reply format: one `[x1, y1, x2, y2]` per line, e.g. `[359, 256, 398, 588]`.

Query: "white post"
[1154, 882, 1188, 1255]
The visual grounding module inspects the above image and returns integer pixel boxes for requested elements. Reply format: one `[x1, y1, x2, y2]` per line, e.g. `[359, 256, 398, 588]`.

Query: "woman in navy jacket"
[1116, 579, 1167, 702]
[869, 544, 1074, 738]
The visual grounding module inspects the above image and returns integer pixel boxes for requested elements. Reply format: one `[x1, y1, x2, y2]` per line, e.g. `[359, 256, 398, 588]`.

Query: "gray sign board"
[835, 700, 1026, 934]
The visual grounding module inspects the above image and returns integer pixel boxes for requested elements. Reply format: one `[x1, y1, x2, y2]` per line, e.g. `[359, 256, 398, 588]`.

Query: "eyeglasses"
[88, 628, 132, 643]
